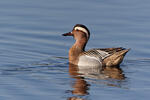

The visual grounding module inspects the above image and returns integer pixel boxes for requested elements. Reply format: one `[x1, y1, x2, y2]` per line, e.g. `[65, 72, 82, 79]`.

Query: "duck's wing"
[80, 47, 128, 60]
[80, 48, 113, 60]
[79, 47, 129, 67]
[91, 47, 126, 55]
[94, 47, 130, 67]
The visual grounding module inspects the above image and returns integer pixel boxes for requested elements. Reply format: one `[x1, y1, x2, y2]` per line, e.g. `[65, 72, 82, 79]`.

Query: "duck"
[62, 24, 130, 69]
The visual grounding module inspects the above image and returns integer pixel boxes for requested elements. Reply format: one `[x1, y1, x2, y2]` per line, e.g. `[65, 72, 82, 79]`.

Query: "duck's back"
[78, 47, 129, 69]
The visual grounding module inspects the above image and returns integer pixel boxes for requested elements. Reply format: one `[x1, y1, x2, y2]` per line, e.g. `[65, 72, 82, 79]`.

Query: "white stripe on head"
[74, 26, 89, 39]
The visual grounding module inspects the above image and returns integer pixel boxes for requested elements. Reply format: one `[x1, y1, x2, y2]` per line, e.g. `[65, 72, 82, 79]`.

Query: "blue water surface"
[0, 0, 150, 100]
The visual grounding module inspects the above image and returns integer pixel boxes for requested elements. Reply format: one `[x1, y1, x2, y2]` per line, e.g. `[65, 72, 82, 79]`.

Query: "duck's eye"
[76, 29, 79, 31]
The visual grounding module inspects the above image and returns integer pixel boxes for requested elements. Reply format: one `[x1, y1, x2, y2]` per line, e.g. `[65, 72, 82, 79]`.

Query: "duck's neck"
[69, 39, 87, 65]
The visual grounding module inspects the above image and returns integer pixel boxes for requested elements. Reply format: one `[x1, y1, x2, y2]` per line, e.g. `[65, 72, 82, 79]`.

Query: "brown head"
[62, 24, 90, 42]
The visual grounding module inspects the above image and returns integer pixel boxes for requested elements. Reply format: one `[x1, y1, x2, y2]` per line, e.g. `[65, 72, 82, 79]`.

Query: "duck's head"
[62, 24, 90, 41]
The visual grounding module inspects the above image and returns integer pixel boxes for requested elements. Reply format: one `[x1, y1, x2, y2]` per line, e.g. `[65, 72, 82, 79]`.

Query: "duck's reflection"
[68, 63, 126, 100]
[102, 66, 125, 80]
[69, 63, 89, 96]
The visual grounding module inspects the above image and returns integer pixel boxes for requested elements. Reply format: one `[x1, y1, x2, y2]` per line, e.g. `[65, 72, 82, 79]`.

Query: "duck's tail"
[103, 48, 130, 67]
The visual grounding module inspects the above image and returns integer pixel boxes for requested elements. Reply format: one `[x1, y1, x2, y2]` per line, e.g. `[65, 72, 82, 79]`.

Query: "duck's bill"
[62, 32, 73, 36]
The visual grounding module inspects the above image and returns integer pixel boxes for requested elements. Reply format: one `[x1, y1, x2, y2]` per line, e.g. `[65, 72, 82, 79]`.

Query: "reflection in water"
[69, 64, 89, 96]
[68, 63, 126, 100]
[68, 63, 89, 100]
[102, 66, 125, 80]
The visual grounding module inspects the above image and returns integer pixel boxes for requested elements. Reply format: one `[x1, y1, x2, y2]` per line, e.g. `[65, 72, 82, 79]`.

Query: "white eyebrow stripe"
[74, 27, 89, 38]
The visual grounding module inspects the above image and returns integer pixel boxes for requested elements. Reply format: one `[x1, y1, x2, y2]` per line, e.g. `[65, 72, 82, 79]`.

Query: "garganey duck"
[62, 24, 130, 69]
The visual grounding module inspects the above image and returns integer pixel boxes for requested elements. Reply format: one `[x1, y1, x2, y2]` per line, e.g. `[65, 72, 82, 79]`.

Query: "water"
[0, 0, 150, 100]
